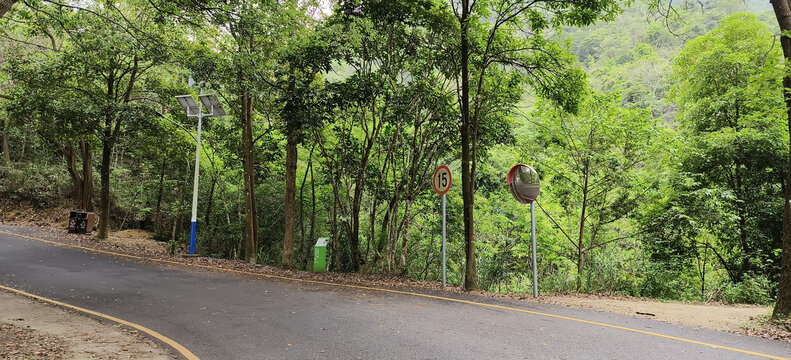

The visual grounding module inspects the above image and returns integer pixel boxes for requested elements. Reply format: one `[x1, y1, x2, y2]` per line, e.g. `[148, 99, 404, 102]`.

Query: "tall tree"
[180, 0, 300, 263]
[669, 13, 786, 284]
[451, 0, 619, 290]
[270, 3, 338, 267]
[278, 27, 333, 268]
[645, 0, 791, 320]
[4, 1, 171, 230]
[770, 0, 791, 318]
[312, 1, 457, 272]
[530, 91, 655, 291]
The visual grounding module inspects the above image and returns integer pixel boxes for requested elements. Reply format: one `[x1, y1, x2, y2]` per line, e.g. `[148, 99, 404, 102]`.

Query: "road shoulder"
[0, 290, 176, 360]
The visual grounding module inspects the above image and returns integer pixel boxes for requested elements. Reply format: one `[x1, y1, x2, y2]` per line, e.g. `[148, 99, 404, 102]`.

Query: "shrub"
[0, 163, 70, 207]
[713, 275, 774, 305]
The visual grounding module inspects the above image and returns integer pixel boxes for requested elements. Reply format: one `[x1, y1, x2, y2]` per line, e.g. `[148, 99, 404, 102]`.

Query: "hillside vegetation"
[0, 0, 786, 306]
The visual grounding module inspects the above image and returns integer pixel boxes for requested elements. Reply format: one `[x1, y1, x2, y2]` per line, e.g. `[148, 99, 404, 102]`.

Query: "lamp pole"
[176, 83, 225, 256]
[188, 86, 204, 255]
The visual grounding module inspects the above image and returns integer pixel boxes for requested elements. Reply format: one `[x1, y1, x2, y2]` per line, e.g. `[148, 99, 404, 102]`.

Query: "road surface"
[0, 225, 789, 360]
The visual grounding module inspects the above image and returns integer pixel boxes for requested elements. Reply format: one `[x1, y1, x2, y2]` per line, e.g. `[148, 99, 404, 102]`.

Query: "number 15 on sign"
[433, 165, 451, 289]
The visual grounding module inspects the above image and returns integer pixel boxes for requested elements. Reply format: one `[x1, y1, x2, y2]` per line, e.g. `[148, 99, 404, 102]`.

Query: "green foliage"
[637, 12, 785, 304]
[0, 162, 70, 207]
[0, 0, 785, 305]
[525, 90, 656, 291]
[716, 275, 774, 305]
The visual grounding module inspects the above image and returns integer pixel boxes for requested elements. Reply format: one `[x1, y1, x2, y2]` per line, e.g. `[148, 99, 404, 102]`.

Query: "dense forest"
[0, 0, 789, 310]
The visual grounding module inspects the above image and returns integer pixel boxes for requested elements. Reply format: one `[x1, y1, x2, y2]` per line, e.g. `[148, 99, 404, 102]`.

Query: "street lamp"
[175, 83, 225, 255]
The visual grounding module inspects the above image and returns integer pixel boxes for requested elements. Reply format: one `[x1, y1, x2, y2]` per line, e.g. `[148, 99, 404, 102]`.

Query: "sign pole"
[442, 193, 447, 289]
[507, 164, 540, 298]
[531, 201, 537, 298]
[432, 165, 451, 290]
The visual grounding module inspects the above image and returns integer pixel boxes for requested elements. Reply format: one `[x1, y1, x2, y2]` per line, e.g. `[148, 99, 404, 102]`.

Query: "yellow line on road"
[2, 230, 788, 360]
[0, 283, 199, 360]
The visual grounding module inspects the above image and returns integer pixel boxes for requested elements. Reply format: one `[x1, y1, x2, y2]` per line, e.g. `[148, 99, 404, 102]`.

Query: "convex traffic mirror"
[507, 164, 540, 204]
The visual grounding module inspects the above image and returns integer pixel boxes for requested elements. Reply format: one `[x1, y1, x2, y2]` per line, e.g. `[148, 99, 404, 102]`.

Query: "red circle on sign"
[433, 165, 452, 195]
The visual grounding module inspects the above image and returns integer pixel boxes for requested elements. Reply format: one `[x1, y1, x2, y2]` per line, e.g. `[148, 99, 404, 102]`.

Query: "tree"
[451, 0, 619, 290]
[180, 0, 301, 263]
[5, 85, 97, 211]
[309, 1, 457, 273]
[4, 2, 173, 228]
[3, 14, 93, 210]
[529, 91, 655, 291]
[65, 5, 168, 239]
[645, 0, 791, 319]
[769, 0, 791, 318]
[1, 111, 8, 164]
[669, 13, 786, 283]
[278, 26, 333, 268]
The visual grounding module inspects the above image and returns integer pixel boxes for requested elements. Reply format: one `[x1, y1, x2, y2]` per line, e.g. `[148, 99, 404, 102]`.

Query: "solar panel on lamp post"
[175, 88, 225, 255]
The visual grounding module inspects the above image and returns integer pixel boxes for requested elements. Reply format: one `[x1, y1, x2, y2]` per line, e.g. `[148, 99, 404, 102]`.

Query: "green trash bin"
[313, 238, 328, 272]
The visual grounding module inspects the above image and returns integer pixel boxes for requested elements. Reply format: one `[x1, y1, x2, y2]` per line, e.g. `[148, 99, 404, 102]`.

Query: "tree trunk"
[62, 139, 93, 212]
[241, 92, 258, 263]
[2, 116, 9, 165]
[771, 0, 791, 318]
[460, 0, 477, 291]
[204, 174, 217, 229]
[282, 125, 298, 268]
[367, 196, 377, 262]
[97, 123, 113, 239]
[331, 185, 340, 271]
[300, 147, 315, 270]
[347, 119, 377, 272]
[63, 142, 83, 209]
[734, 159, 751, 280]
[398, 200, 412, 275]
[0, 0, 16, 18]
[577, 163, 590, 291]
[372, 190, 398, 270]
[298, 156, 308, 269]
[349, 166, 365, 272]
[80, 139, 92, 212]
[307, 159, 316, 269]
[701, 244, 707, 301]
[172, 183, 184, 243]
[154, 156, 166, 231]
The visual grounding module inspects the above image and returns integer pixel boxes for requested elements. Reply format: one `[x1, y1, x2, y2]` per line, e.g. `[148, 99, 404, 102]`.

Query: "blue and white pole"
[188, 87, 204, 255]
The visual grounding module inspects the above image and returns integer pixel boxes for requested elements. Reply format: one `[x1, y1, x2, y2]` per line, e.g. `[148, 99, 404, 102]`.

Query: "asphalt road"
[0, 226, 789, 360]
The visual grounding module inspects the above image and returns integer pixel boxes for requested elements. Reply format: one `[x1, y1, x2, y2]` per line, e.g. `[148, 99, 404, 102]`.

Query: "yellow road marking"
[0, 283, 199, 360]
[1, 230, 789, 360]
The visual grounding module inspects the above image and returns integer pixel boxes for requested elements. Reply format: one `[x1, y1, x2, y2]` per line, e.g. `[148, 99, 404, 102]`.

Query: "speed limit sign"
[433, 165, 452, 289]
[433, 165, 451, 195]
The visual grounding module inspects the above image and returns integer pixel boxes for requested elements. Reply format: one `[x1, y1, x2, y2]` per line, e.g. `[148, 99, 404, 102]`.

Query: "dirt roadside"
[0, 291, 176, 360]
[537, 293, 788, 341]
